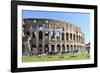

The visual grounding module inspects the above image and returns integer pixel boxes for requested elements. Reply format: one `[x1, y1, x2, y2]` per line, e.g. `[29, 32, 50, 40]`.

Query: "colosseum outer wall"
[22, 18, 86, 56]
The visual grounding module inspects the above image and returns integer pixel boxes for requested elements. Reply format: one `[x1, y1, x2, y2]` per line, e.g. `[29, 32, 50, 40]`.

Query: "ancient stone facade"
[22, 18, 86, 56]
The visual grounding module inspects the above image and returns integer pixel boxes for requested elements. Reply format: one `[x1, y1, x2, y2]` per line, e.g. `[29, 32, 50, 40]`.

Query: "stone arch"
[76, 35, 78, 42]
[62, 44, 65, 53]
[62, 33, 64, 40]
[44, 44, 49, 54]
[79, 36, 80, 42]
[67, 45, 69, 52]
[39, 31, 43, 39]
[32, 31, 36, 39]
[66, 33, 69, 40]
[26, 31, 30, 36]
[73, 34, 75, 40]
[51, 45, 55, 53]
[74, 45, 76, 53]
[71, 45, 73, 53]
[57, 44, 60, 53]
[70, 33, 72, 40]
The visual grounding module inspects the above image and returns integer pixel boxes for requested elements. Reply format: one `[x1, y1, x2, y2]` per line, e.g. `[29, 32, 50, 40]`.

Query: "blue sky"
[22, 10, 90, 44]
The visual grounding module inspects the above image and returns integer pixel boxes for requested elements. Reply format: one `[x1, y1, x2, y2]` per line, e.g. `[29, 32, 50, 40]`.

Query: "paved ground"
[22, 53, 90, 62]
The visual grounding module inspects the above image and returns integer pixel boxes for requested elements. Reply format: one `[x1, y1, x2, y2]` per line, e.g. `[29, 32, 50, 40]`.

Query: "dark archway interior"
[39, 31, 43, 39]
[44, 44, 49, 53]
[62, 45, 65, 53]
[62, 33, 64, 40]
[32, 31, 35, 38]
[51, 45, 55, 52]
[73, 34, 75, 40]
[26, 31, 30, 36]
[57, 45, 60, 53]
[70, 33, 72, 40]
[66, 33, 68, 40]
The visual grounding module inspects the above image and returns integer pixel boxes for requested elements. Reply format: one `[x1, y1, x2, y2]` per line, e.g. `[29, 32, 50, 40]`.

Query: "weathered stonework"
[22, 18, 86, 56]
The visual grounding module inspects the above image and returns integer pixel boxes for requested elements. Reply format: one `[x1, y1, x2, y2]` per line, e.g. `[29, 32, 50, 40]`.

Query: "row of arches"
[22, 41, 85, 56]
[50, 44, 84, 53]
[30, 44, 85, 55]
[25, 22, 78, 32]
[62, 32, 84, 42]
[25, 30, 84, 43]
